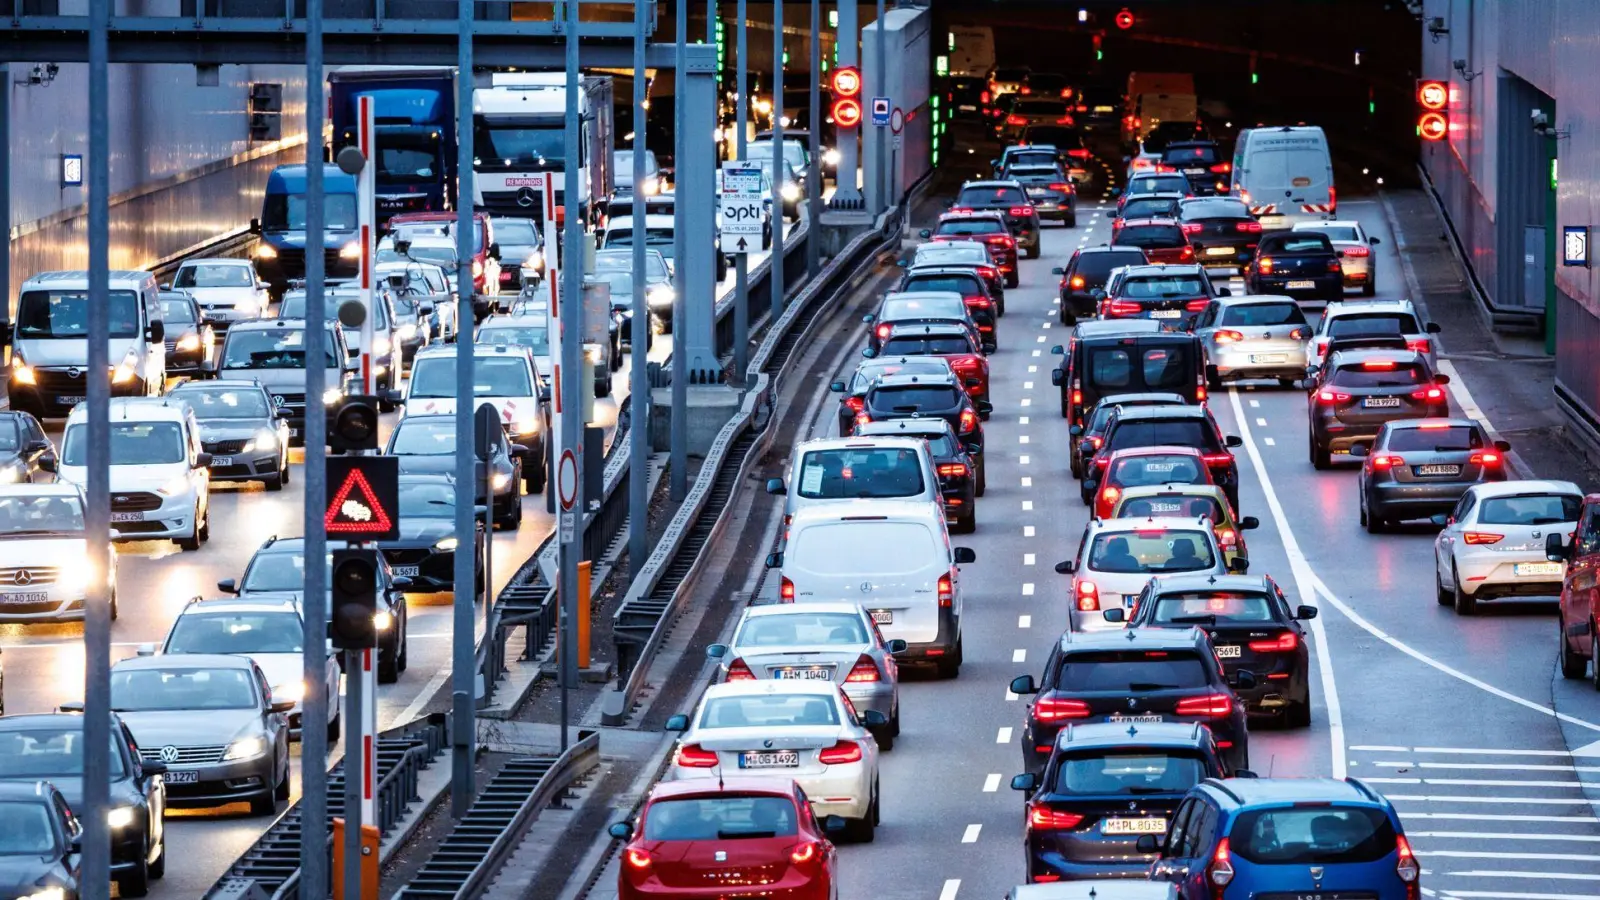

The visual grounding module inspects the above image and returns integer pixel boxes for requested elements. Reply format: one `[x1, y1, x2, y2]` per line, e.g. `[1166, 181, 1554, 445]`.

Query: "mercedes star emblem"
[516, 186, 539, 208]
[11, 570, 31, 586]
[159, 745, 181, 763]
[1127, 698, 1137, 710]
[859, 581, 873, 593]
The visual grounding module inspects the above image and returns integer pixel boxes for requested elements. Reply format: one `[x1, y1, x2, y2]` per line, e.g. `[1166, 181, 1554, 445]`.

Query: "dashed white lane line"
[1022, 584, 1034, 596]
[1022, 500, 1034, 510]
[1024, 525, 1036, 537]
[1012, 648, 1027, 663]
[983, 773, 1002, 792]
[1019, 435, 1030, 444]
[1032, 349, 1041, 357]
[1256, 417, 1267, 427]
[1021, 398, 1031, 407]
[940, 879, 961, 900]
[1020, 416, 1030, 425]
[1021, 476, 1032, 487]
[1264, 437, 1276, 446]
[1020, 455, 1031, 464]
[1024, 553, 1036, 565]
[1042, 322, 1051, 329]
[1019, 613, 1032, 627]
[996, 727, 1013, 744]
[1028, 365, 1038, 373]
[962, 824, 982, 843]
[1248, 398, 1260, 408]
[1023, 380, 1034, 389]
[1006, 688, 1019, 701]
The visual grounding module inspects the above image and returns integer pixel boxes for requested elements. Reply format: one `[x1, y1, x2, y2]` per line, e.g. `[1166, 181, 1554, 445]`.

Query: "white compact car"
[0, 483, 118, 623]
[403, 342, 548, 494]
[665, 680, 885, 842]
[1057, 516, 1238, 632]
[1312, 298, 1442, 372]
[54, 397, 211, 550]
[1433, 479, 1584, 615]
[167, 257, 270, 328]
[1293, 220, 1381, 296]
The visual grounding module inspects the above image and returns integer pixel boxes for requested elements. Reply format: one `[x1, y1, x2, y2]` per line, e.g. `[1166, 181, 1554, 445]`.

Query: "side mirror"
[1050, 344, 1065, 355]
[861, 348, 878, 359]
[39, 457, 57, 474]
[885, 638, 908, 654]
[1224, 435, 1243, 448]
[195, 452, 213, 468]
[270, 699, 296, 713]
[1430, 513, 1450, 527]
[1051, 370, 1064, 387]
[1136, 834, 1161, 854]
[391, 576, 414, 590]
[829, 380, 847, 393]
[160, 282, 172, 291]
[862, 709, 889, 728]
[257, 280, 271, 290]
[1010, 772, 1038, 792]
[1102, 607, 1126, 623]
[706, 643, 729, 660]
[607, 821, 634, 840]
[862, 313, 876, 324]
[765, 477, 785, 495]
[1495, 439, 1512, 453]
[1348, 444, 1370, 458]
[1217, 287, 1231, 297]
[989, 159, 1000, 167]
[1050, 266, 1065, 275]
[142, 760, 168, 776]
[1069, 425, 1084, 437]
[1055, 560, 1076, 574]
[1547, 532, 1571, 562]
[24, 438, 49, 453]
[1296, 605, 1319, 620]
[765, 552, 783, 568]
[135, 643, 156, 657]
[895, 259, 907, 268]
[147, 320, 166, 343]
[1234, 670, 1258, 691]
[918, 229, 932, 239]
[1369, 236, 1381, 245]
[977, 400, 994, 416]
[1090, 288, 1107, 301]
[664, 714, 689, 732]
[964, 443, 981, 456]
[1434, 373, 1451, 385]
[954, 547, 977, 564]
[1227, 557, 1250, 574]
[218, 578, 239, 594]
[1240, 516, 1260, 530]
[1009, 674, 1038, 695]
[1426, 322, 1442, 334]
[249, 217, 263, 234]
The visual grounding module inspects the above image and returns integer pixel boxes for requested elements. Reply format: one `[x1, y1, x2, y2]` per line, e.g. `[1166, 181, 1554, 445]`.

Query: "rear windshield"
[926, 434, 959, 456]
[851, 359, 949, 389]
[1163, 145, 1220, 164]
[790, 521, 936, 574]
[867, 385, 961, 412]
[796, 447, 925, 499]
[1086, 345, 1197, 392]
[738, 612, 869, 646]
[1119, 494, 1226, 522]
[1109, 453, 1208, 487]
[1330, 363, 1425, 387]
[1120, 275, 1206, 299]
[1108, 419, 1221, 453]
[1219, 302, 1306, 327]
[1147, 591, 1277, 625]
[1115, 225, 1185, 249]
[1088, 529, 1216, 573]
[1053, 751, 1208, 795]
[1074, 251, 1149, 279]
[1478, 493, 1583, 525]
[1016, 99, 1067, 116]
[1229, 806, 1397, 865]
[915, 245, 988, 266]
[644, 796, 800, 841]
[1328, 312, 1421, 335]
[905, 275, 981, 295]
[1261, 235, 1334, 255]
[882, 335, 972, 355]
[957, 186, 1027, 206]
[937, 219, 1006, 237]
[882, 296, 966, 320]
[1130, 175, 1191, 195]
[1057, 650, 1210, 691]
[1299, 225, 1362, 242]
[699, 693, 839, 728]
[1010, 167, 1063, 182]
[1384, 425, 1482, 452]
[1007, 152, 1058, 169]
[1122, 198, 1181, 220]
[1182, 199, 1250, 220]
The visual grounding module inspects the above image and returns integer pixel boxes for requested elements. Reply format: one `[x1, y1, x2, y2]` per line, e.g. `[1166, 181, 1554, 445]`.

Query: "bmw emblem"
[1127, 698, 1138, 710]
[159, 745, 181, 763]
[763, 739, 774, 749]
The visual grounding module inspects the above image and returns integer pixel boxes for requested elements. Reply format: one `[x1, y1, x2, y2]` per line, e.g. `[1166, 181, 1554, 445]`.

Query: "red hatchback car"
[1111, 217, 1196, 265]
[611, 777, 843, 900]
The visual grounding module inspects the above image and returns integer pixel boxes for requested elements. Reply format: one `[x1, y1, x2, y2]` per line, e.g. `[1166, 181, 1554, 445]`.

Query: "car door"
[185, 415, 209, 505]
[1436, 491, 1474, 582]
[21, 414, 53, 480]
[253, 665, 287, 763]
[122, 721, 165, 851]
[1566, 503, 1600, 653]
[1151, 798, 1200, 886]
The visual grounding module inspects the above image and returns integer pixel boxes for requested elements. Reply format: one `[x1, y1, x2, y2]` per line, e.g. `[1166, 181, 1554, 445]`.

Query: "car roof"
[855, 418, 955, 438]
[1324, 298, 1419, 315]
[66, 396, 193, 424]
[1107, 444, 1205, 459]
[960, 179, 1023, 189]
[1326, 348, 1426, 367]
[178, 596, 302, 615]
[1091, 515, 1217, 535]
[1054, 721, 1212, 752]
[646, 776, 799, 801]
[703, 678, 840, 699]
[796, 435, 929, 453]
[415, 342, 536, 361]
[1200, 776, 1389, 809]
[1467, 479, 1583, 499]
[1057, 625, 1209, 652]
[1073, 319, 1165, 338]
[1147, 572, 1272, 594]
[1214, 294, 1297, 308]
[938, 210, 1007, 222]
[113, 652, 256, 671]
[174, 379, 267, 392]
[885, 290, 967, 303]
[1116, 483, 1229, 503]
[904, 265, 985, 277]
[1077, 245, 1153, 256]
[1294, 219, 1362, 229]
[1118, 218, 1181, 228]
[741, 600, 865, 620]
[1124, 192, 1186, 202]
[788, 498, 946, 528]
[869, 371, 960, 389]
[1118, 263, 1204, 277]
[1114, 405, 1208, 422]
[1095, 392, 1190, 407]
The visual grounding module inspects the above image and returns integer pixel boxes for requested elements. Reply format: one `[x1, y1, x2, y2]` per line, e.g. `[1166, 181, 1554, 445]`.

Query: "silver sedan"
[1194, 295, 1313, 388]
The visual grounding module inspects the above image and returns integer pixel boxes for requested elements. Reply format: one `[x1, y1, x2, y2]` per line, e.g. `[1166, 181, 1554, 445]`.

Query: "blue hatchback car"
[1142, 778, 1419, 899]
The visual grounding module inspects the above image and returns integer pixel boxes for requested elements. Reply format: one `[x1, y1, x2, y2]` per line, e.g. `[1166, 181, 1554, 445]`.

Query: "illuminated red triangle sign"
[324, 466, 395, 537]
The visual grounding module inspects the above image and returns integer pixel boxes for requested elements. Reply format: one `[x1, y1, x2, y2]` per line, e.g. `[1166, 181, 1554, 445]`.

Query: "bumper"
[1250, 274, 1343, 298]
[1210, 345, 1312, 380]
[1340, 261, 1373, 286]
[9, 374, 156, 419]
[204, 447, 282, 482]
[1191, 244, 1255, 268]
[163, 756, 276, 808]
[166, 351, 211, 374]
[1026, 847, 1155, 883]
[891, 609, 960, 662]
[1062, 291, 1099, 320]
[1314, 420, 1385, 455]
[111, 497, 199, 541]
[1454, 551, 1566, 598]
[0, 589, 88, 623]
[619, 878, 831, 900]
[1369, 480, 1476, 518]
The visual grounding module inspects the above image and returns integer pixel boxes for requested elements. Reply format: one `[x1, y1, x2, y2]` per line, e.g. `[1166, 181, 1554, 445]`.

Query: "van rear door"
[785, 519, 942, 643]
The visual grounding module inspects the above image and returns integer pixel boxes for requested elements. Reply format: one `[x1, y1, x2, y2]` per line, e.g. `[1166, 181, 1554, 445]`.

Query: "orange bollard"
[332, 817, 381, 900]
[577, 561, 592, 669]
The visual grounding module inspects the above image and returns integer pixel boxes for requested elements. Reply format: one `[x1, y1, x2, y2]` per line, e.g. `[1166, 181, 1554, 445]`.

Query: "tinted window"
[1181, 199, 1251, 219]
[1229, 806, 1397, 865]
[1122, 198, 1181, 220]
[0, 495, 84, 535]
[160, 299, 199, 324]
[1109, 453, 1208, 487]
[738, 612, 869, 646]
[1129, 175, 1190, 195]
[1329, 363, 1425, 387]
[1140, 346, 1198, 389]
[851, 359, 949, 389]
[1074, 251, 1149, 280]
[1057, 650, 1210, 691]
[0, 729, 125, 778]
[1088, 529, 1216, 573]
[1115, 225, 1185, 248]
[1120, 494, 1226, 522]
[699, 693, 840, 728]
[1088, 349, 1132, 389]
[881, 336, 973, 355]
[110, 667, 259, 711]
[1109, 419, 1218, 453]
[868, 385, 961, 412]
[644, 796, 799, 841]
[937, 219, 1006, 236]
[390, 418, 456, 455]
[1162, 145, 1220, 164]
[63, 421, 185, 467]
[1054, 752, 1207, 795]
[1148, 591, 1277, 625]
[16, 290, 142, 339]
[1009, 167, 1063, 181]
[1478, 493, 1583, 525]
[915, 245, 989, 266]
[399, 480, 455, 518]
[0, 802, 56, 855]
[796, 447, 926, 499]
[172, 387, 271, 419]
[1327, 313, 1422, 335]
[1219, 302, 1306, 327]
[1006, 153, 1057, 169]
[905, 275, 981, 295]
[1384, 425, 1482, 452]
[167, 611, 305, 654]
[477, 323, 551, 356]
[1261, 235, 1334, 255]
[926, 434, 958, 457]
[957, 186, 1027, 206]
[1121, 275, 1206, 299]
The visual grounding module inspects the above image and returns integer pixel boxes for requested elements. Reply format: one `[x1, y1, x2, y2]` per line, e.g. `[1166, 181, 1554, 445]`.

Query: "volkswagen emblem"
[272, 394, 286, 408]
[715, 850, 728, 862]
[159, 745, 181, 763]
[1310, 866, 1324, 880]
[859, 581, 873, 594]
[66, 367, 82, 379]
[516, 187, 539, 208]
[11, 570, 31, 586]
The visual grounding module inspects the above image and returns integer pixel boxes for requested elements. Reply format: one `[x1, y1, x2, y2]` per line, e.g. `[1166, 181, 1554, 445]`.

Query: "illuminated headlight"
[112, 350, 140, 385]
[244, 428, 278, 453]
[155, 474, 191, 497]
[373, 609, 394, 630]
[640, 176, 660, 196]
[235, 298, 260, 317]
[271, 681, 306, 704]
[647, 285, 674, 308]
[223, 736, 267, 761]
[584, 345, 603, 364]
[21, 887, 65, 900]
[339, 242, 362, 260]
[511, 418, 539, 435]
[781, 183, 801, 202]
[824, 148, 841, 166]
[491, 472, 511, 491]
[11, 364, 34, 386]
[254, 244, 278, 260]
[107, 806, 136, 829]
[176, 333, 202, 352]
[434, 537, 460, 551]
[56, 565, 88, 595]
[323, 387, 345, 406]
[372, 335, 392, 356]
[394, 323, 418, 341]
[0, 465, 21, 484]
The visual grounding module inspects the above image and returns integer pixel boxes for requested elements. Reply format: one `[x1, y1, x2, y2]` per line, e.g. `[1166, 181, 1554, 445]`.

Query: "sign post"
[720, 162, 765, 256]
[354, 95, 377, 396]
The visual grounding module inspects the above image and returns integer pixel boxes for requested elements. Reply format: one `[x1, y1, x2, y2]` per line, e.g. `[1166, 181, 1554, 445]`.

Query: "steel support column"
[558, 0, 586, 752]
[732, 0, 749, 381]
[670, 0, 689, 500]
[830, 0, 862, 208]
[680, 44, 722, 382]
[0, 64, 9, 326]
[768, 0, 785, 318]
[806, 0, 821, 278]
[628, 0, 651, 574]
[451, 0, 478, 813]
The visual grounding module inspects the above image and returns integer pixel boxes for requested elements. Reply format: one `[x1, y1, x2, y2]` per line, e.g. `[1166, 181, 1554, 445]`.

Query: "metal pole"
[670, 0, 689, 500]
[301, 0, 332, 887]
[81, 0, 111, 896]
[342, 649, 363, 896]
[806, 0, 820, 278]
[769, 0, 785, 319]
[558, 0, 586, 753]
[830, 0, 861, 207]
[732, 0, 749, 381]
[874, 0, 886, 214]
[450, 0, 478, 817]
[0, 63, 9, 330]
[628, 0, 651, 574]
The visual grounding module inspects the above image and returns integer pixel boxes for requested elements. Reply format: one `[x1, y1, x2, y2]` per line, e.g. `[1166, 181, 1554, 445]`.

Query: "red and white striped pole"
[360, 646, 376, 824]
[356, 95, 377, 396]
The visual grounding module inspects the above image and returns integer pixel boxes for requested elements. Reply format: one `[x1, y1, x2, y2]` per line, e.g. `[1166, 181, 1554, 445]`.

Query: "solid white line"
[1013, 648, 1027, 663]
[1024, 525, 1036, 537]
[983, 773, 1001, 792]
[940, 879, 962, 900]
[1365, 777, 1600, 788]
[1405, 812, 1600, 823]
[1427, 850, 1600, 862]
[1022, 583, 1035, 596]
[1226, 388, 1346, 777]
[391, 666, 450, 730]
[962, 823, 982, 843]
[1019, 614, 1032, 627]
[1450, 872, 1600, 882]
[1441, 891, 1600, 899]
[996, 727, 1013, 744]
[1389, 795, 1598, 805]
[1351, 745, 1410, 752]
[1411, 830, 1600, 842]
[1356, 746, 1578, 757]
[1374, 761, 1416, 768]
[1024, 553, 1036, 566]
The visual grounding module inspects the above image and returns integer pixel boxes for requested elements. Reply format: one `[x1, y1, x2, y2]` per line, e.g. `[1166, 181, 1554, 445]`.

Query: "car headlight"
[323, 387, 345, 406]
[235, 298, 260, 317]
[641, 176, 660, 196]
[781, 183, 801, 202]
[511, 418, 539, 435]
[524, 250, 545, 271]
[394, 323, 418, 341]
[584, 345, 602, 364]
[824, 148, 841, 166]
[373, 609, 394, 630]
[339, 242, 362, 261]
[108, 805, 136, 829]
[244, 428, 278, 454]
[176, 333, 202, 352]
[155, 474, 191, 497]
[222, 735, 267, 761]
[434, 537, 459, 551]
[112, 350, 139, 385]
[271, 681, 306, 704]
[491, 472, 511, 491]
[647, 285, 674, 308]
[56, 564, 88, 595]
[11, 363, 34, 386]
[372, 335, 392, 356]
[254, 244, 278, 260]
[21, 887, 65, 900]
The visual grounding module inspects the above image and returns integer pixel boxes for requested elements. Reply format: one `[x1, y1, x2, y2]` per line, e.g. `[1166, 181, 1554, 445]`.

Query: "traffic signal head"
[1418, 112, 1448, 141]
[1115, 8, 1135, 29]
[328, 394, 380, 452]
[329, 548, 380, 650]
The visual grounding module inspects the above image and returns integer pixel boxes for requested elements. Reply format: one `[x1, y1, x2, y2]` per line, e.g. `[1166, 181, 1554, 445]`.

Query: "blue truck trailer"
[328, 66, 458, 220]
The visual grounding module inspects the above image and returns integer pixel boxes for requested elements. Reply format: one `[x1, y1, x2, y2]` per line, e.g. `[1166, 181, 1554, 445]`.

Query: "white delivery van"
[9, 270, 167, 419]
[774, 500, 976, 678]
[1231, 125, 1335, 231]
[768, 436, 942, 529]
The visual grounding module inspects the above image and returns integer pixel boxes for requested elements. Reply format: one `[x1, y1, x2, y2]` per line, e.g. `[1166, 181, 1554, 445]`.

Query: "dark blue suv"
[1010, 722, 1230, 882]
[1143, 778, 1420, 899]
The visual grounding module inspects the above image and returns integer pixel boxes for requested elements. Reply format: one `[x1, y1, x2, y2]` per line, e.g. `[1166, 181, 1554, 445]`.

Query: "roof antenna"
[1267, 754, 1276, 778]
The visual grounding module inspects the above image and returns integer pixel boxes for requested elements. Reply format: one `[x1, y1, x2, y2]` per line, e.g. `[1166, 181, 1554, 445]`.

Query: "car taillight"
[1343, 245, 1371, 258]
[1020, 86, 1032, 94]
[1462, 530, 1505, 545]
[625, 848, 652, 870]
[1327, 258, 1342, 273]
[1258, 257, 1275, 273]
[1407, 339, 1432, 354]
[675, 743, 720, 767]
[963, 294, 991, 308]
[1155, 164, 1175, 173]
[1214, 329, 1245, 344]
[876, 323, 891, 340]
[1236, 221, 1262, 233]
[1186, 297, 1209, 311]
[1075, 579, 1099, 611]
[1181, 223, 1203, 235]
[1248, 632, 1298, 652]
[1318, 388, 1351, 404]
[1068, 148, 1091, 158]
[959, 408, 979, 433]
[790, 841, 821, 865]
[1027, 805, 1086, 830]
[937, 572, 954, 607]
[1470, 451, 1502, 466]
[780, 576, 795, 601]
[1069, 275, 1086, 289]
[1396, 834, 1420, 884]
[1049, 183, 1071, 192]
[1009, 206, 1035, 216]
[1180, 245, 1195, 259]
[949, 206, 974, 214]
[1209, 837, 1236, 890]
[978, 265, 998, 278]
[1107, 299, 1142, 317]
[1089, 436, 1103, 449]
[845, 396, 864, 413]
[1210, 162, 1233, 174]
[1371, 454, 1405, 470]
[1215, 526, 1236, 547]
[855, 412, 871, 429]
[1071, 389, 1083, 405]
[819, 740, 863, 764]
[1100, 484, 1121, 507]
[846, 654, 881, 682]
[1176, 693, 1234, 717]
[937, 462, 969, 477]
[1315, 339, 1329, 356]
[1033, 693, 1091, 722]
[726, 657, 756, 680]
[1289, 327, 1309, 340]
[980, 90, 990, 103]
[1005, 114, 1027, 125]
[1328, 185, 1337, 213]
[1411, 386, 1445, 401]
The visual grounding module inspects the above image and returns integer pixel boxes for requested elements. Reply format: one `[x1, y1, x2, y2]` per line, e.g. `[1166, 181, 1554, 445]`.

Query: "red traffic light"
[831, 66, 861, 98]
[1417, 79, 1448, 110]
[832, 98, 863, 128]
[1418, 111, 1448, 141]
[1115, 8, 1135, 29]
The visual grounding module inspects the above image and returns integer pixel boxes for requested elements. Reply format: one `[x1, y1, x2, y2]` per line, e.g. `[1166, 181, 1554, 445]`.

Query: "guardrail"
[395, 730, 601, 899]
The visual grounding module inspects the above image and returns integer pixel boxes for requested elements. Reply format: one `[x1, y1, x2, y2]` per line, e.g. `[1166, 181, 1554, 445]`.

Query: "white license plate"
[1215, 645, 1242, 658]
[1145, 462, 1177, 472]
[164, 770, 200, 784]
[1363, 397, 1401, 408]
[870, 609, 893, 625]
[392, 566, 421, 577]
[1103, 817, 1169, 835]
[0, 591, 48, 604]
[1515, 562, 1563, 576]
[58, 395, 84, 405]
[1416, 464, 1462, 476]
[1094, 106, 1115, 113]
[776, 667, 832, 680]
[958, 104, 977, 112]
[1027, 189, 1049, 197]
[1183, 168, 1206, 175]
[740, 751, 800, 769]
[1107, 714, 1163, 724]
[211, 456, 233, 467]
[1250, 353, 1288, 364]
[111, 512, 144, 522]
[1150, 309, 1182, 319]
[1206, 246, 1235, 256]
[1149, 502, 1184, 513]
[290, 428, 301, 438]
[1286, 280, 1316, 289]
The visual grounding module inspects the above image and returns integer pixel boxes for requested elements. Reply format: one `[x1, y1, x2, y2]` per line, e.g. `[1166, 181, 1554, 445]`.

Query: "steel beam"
[678, 44, 722, 384]
[829, 0, 862, 208]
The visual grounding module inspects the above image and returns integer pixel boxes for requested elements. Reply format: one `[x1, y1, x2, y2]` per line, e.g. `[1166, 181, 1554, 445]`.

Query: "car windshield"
[1007, 153, 1057, 170]
[477, 324, 551, 356]
[1330, 362, 1425, 387]
[0, 802, 56, 855]
[613, 149, 659, 174]
[263, 192, 358, 231]
[1109, 419, 1220, 453]
[110, 667, 258, 711]
[868, 385, 961, 413]
[1088, 529, 1216, 573]
[1130, 176, 1190, 195]
[0, 495, 83, 535]
[1229, 806, 1397, 865]
[1115, 226, 1185, 249]
[1109, 453, 1207, 487]
[172, 387, 271, 420]
[1054, 752, 1207, 795]
[166, 611, 304, 654]
[1149, 591, 1277, 624]
[175, 264, 255, 288]
[595, 251, 669, 280]
[62, 421, 184, 467]
[389, 418, 457, 455]
[491, 218, 539, 245]
[905, 275, 981, 295]
[1219, 302, 1306, 327]
[279, 294, 390, 331]
[747, 141, 807, 169]
[1327, 313, 1421, 335]
[883, 296, 966, 320]
[738, 612, 869, 646]
[1057, 649, 1210, 691]
[1262, 235, 1333, 255]
[1162, 145, 1220, 164]
[0, 728, 125, 778]
[605, 228, 675, 248]
[1118, 494, 1226, 523]
[1385, 425, 1481, 452]
[1074, 251, 1149, 280]
[222, 328, 341, 370]
[1479, 493, 1583, 525]
[699, 693, 840, 728]
[592, 271, 635, 303]
[957, 186, 1027, 206]
[160, 299, 199, 324]
[937, 219, 1005, 237]
[881, 336, 972, 355]
[644, 796, 799, 841]
[242, 549, 335, 591]
[796, 447, 925, 499]
[1120, 275, 1205, 299]
[409, 356, 533, 398]
[1122, 198, 1181, 219]
[474, 121, 565, 165]
[16, 289, 141, 339]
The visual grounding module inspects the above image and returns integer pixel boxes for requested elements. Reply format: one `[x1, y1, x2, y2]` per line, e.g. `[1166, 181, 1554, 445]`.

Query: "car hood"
[198, 421, 266, 443]
[182, 286, 259, 305]
[118, 708, 262, 749]
[245, 652, 310, 691]
[386, 517, 454, 544]
[394, 455, 458, 477]
[58, 461, 189, 491]
[16, 338, 142, 368]
[403, 397, 537, 426]
[0, 854, 66, 889]
[265, 230, 356, 249]
[0, 535, 90, 564]
[0, 775, 139, 811]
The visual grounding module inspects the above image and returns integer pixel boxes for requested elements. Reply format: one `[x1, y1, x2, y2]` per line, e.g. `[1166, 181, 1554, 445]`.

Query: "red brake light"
[1470, 451, 1502, 466]
[959, 408, 979, 433]
[1327, 259, 1342, 273]
[675, 743, 720, 767]
[846, 654, 881, 683]
[1055, 116, 1074, 125]
[1289, 327, 1310, 340]
[1049, 183, 1071, 192]
[845, 396, 864, 413]
[937, 462, 969, 477]
[1396, 835, 1420, 884]
[1005, 114, 1027, 126]
[937, 573, 954, 608]
[780, 576, 795, 602]
[980, 90, 990, 103]
[1067, 148, 1091, 159]
[1180, 245, 1195, 260]
[1201, 452, 1232, 465]
[1214, 329, 1244, 344]
[1209, 837, 1235, 887]
[1027, 806, 1086, 830]
[1407, 339, 1432, 354]
[1371, 454, 1405, 470]
[1215, 526, 1237, 547]
[963, 294, 991, 308]
[819, 740, 863, 764]
[876, 323, 891, 340]
[1247, 632, 1298, 652]
[1463, 531, 1505, 545]
[625, 848, 652, 870]
[1020, 86, 1031, 95]
[790, 841, 820, 865]
[1071, 389, 1083, 405]
[1318, 389, 1351, 404]
[1069, 275, 1086, 290]
[1008, 206, 1035, 216]
[1033, 693, 1091, 722]
[1257, 257, 1274, 273]
[854, 412, 871, 428]
[1328, 185, 1337, 213]
[1180, 223, 1203, 235]
[978, 265, 998, 278]
[1315, 339, 1329, 356]
[1210, 162, 1233, 174]
[726, 657, 756, 680]
[1176, 693, 1233, 717]
[1075, 579, 1099, 611]
[1235, 221, 1262, 233]
[1363, 360, 1397, 370]
[1186, 298, 1209, 312]
[1099, 484, 1121, 508]
[1107, 299, 1142, 317]
[1410, 386, 1445, 401]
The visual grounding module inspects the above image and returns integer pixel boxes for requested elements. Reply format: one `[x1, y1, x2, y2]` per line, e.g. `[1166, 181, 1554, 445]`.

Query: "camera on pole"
[329, 548, 380, 649]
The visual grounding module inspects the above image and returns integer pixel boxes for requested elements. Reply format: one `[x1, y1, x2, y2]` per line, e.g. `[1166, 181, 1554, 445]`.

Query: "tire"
[264, 470, 285, 492]
[1452, 566, 1477, 615]
[199, 509, 210, 543]
[178, 512, 202, 552]
[117, 838, 151, 898]
[1286, 693, 1313, 728]
[975, 459, 986, 497]
[1363, 493, 1385, 534]
[890, 706, 901, 737]
[149, 838, 166, 880]
[250, 790, 278, 817]
[594, 375, 610, 399]
[1278, 377, 1299, 389]
[1026, 242, 1041, 260]
[1005, 273, 1019, 289]
[1435, 567, 1453, 606]
[1590, 625, 1600, 691]
[1561, 616, 1588, 679]
[953, 511, 976, 534]
[110, 591, 119, 622]
[1310, 435, 1331, 470]
[874, 726, 895, 753]
[1065, 214, 1078, 228]
[524, 454, 546, 494]
[846, 790, 878, 843]
[378, 649, 400, 684]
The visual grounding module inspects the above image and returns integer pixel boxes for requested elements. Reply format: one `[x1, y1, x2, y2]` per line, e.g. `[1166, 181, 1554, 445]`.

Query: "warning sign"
[324, 456, 400, 541]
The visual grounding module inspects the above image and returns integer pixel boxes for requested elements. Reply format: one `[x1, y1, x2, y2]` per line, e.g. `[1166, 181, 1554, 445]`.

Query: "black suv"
[865, 291, 984, 356]
[1009, 721, 1231, 883]
[897, 267, 1000, 345]
[951, 180, 1042, 258]
[1053, 246, 1149, 325]
[1011, 627, 1253, 773]
[1052, 324, 1204, 428]
[857, 418, 980, 532]
[1159, 140, 1229, 195]
[830, 356, 954, 437]
[1088, 405, 1242, 509]
[1177, 196, 1261, 271]
[1109, 573, 1317, 725]
[1069, 391, 1188, 478]
[860, 371, 987, 494]
[1307, 349, 1450, 469]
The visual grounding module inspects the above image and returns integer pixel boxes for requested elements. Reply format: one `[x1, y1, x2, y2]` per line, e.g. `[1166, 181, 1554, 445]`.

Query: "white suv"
[0, 483, 119, 623]
[54, 397, 211, 550]
[1056, 516, 1240, 632]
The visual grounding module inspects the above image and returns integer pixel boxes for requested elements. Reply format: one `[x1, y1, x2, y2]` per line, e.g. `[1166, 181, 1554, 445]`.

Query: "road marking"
[940, 879, 961, 900]
[1032, 349, 1041, 357]
[1022, 583, 1034, 596]
[962, 824, 982, 843]
[1355, 745, 1579, 757]
[1401, 761, 1600, 773]
[391, 666, 451, 730]
[1366, 777, 1600, 789]
[1005, 689, 1018, 701]
[1443, 890, 1600, 897]
[1024, 553, 1036, 565]
[1248, 399, 1260, 408]
[1425, 850, 1600, 862]
[1021, 398, 1031, 407]
[996, 727, 1012, 744]
[1041, 322, 1051, 329]
[1023, 381, 1034, 389]
[983, 773, 1002, 792]
[1020, 417, 1030, 426]
[1022, 500, 1034, 510]
[1403, 812, 1600, 823]
[1023, 525, 1036, 537]
[1021, 476, 1033, 487]
[1256, 417, 1267, 427]
[1028, 365, 1038, 373]
[1264, 437, 1276, 446]
[1020, 455, 1031, 465]
[1410, 831, 1600, 842]
[1036, 335, 1046, 343]
[1012, 648, 1026, 662]
[1388, 794, 1599, 805]
[1019, 435, 1030, 444]
[1018, 614, 1033, 629]
[1445, 872, 1600, 882]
